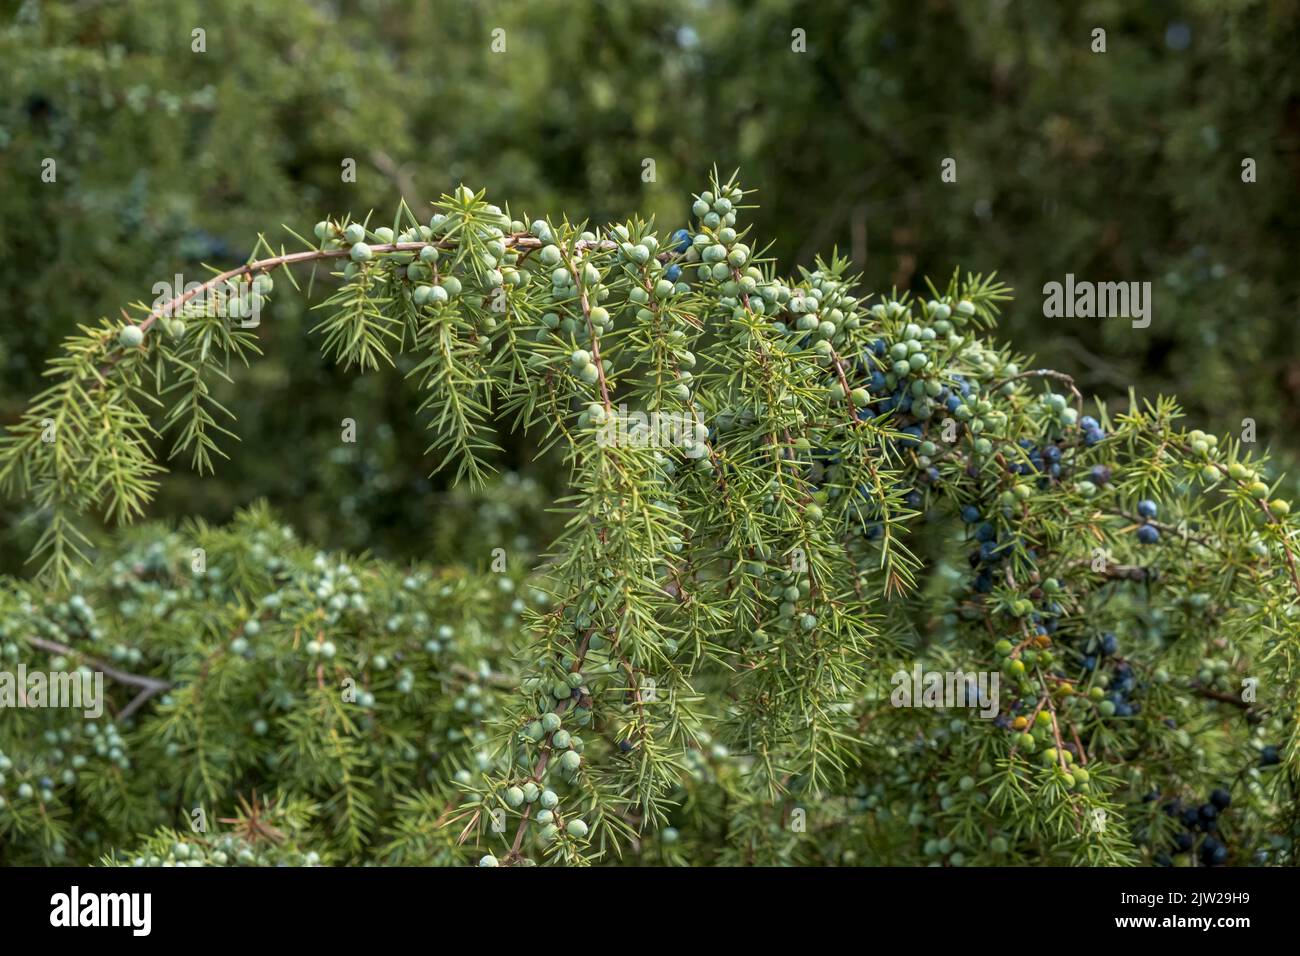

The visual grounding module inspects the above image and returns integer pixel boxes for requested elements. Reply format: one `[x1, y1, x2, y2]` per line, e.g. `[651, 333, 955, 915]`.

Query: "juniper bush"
[0, 173, 1296, 867]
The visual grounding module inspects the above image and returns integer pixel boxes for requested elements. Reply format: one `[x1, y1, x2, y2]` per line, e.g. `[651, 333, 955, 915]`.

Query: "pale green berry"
[566, 819, 589, 838]
[559, 750, 581, 772]
[479, 854, 498, 867]
[542, 713, 562, 733]
[118, 325, 144, 349]
[442, 275, 463, 296]
[540, 789, 558, 809]
[344, 223, 365, 244]
[505, 786, 525, 808]
[350, 242, 373, 262]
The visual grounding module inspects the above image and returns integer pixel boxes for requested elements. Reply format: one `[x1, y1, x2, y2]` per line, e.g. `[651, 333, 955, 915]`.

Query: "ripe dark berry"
[1199, 836, 1227, 865]
[1136, 524, 1159, 545]
[1210, 788, 1231, 810]
[1137, 500, 1158, 520]
[1260, 745, 1281, 766]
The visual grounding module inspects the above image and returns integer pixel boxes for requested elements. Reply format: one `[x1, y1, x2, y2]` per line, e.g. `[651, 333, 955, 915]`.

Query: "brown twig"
[25, 635, 174, 720]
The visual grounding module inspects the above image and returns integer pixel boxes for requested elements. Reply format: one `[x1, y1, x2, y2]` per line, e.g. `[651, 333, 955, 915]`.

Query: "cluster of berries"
[1158, 787, 1232, 865]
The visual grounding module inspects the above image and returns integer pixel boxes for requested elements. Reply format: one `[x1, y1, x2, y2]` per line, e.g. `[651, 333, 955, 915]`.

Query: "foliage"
[0, 503, 530, 864]
[4, 0, 1299, 578]
[0, 175, 1296, 867]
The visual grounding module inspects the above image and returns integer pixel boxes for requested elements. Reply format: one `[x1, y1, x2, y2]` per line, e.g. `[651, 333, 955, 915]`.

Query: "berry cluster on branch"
[0, 172, 1297, 867]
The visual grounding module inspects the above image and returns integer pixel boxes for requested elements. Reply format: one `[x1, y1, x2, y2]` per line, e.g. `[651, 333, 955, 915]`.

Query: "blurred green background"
[2, 0, 1298, 574]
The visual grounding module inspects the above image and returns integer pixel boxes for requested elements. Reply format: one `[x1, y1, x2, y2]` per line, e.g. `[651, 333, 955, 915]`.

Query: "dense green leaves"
[0, 172, 1297, 868]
